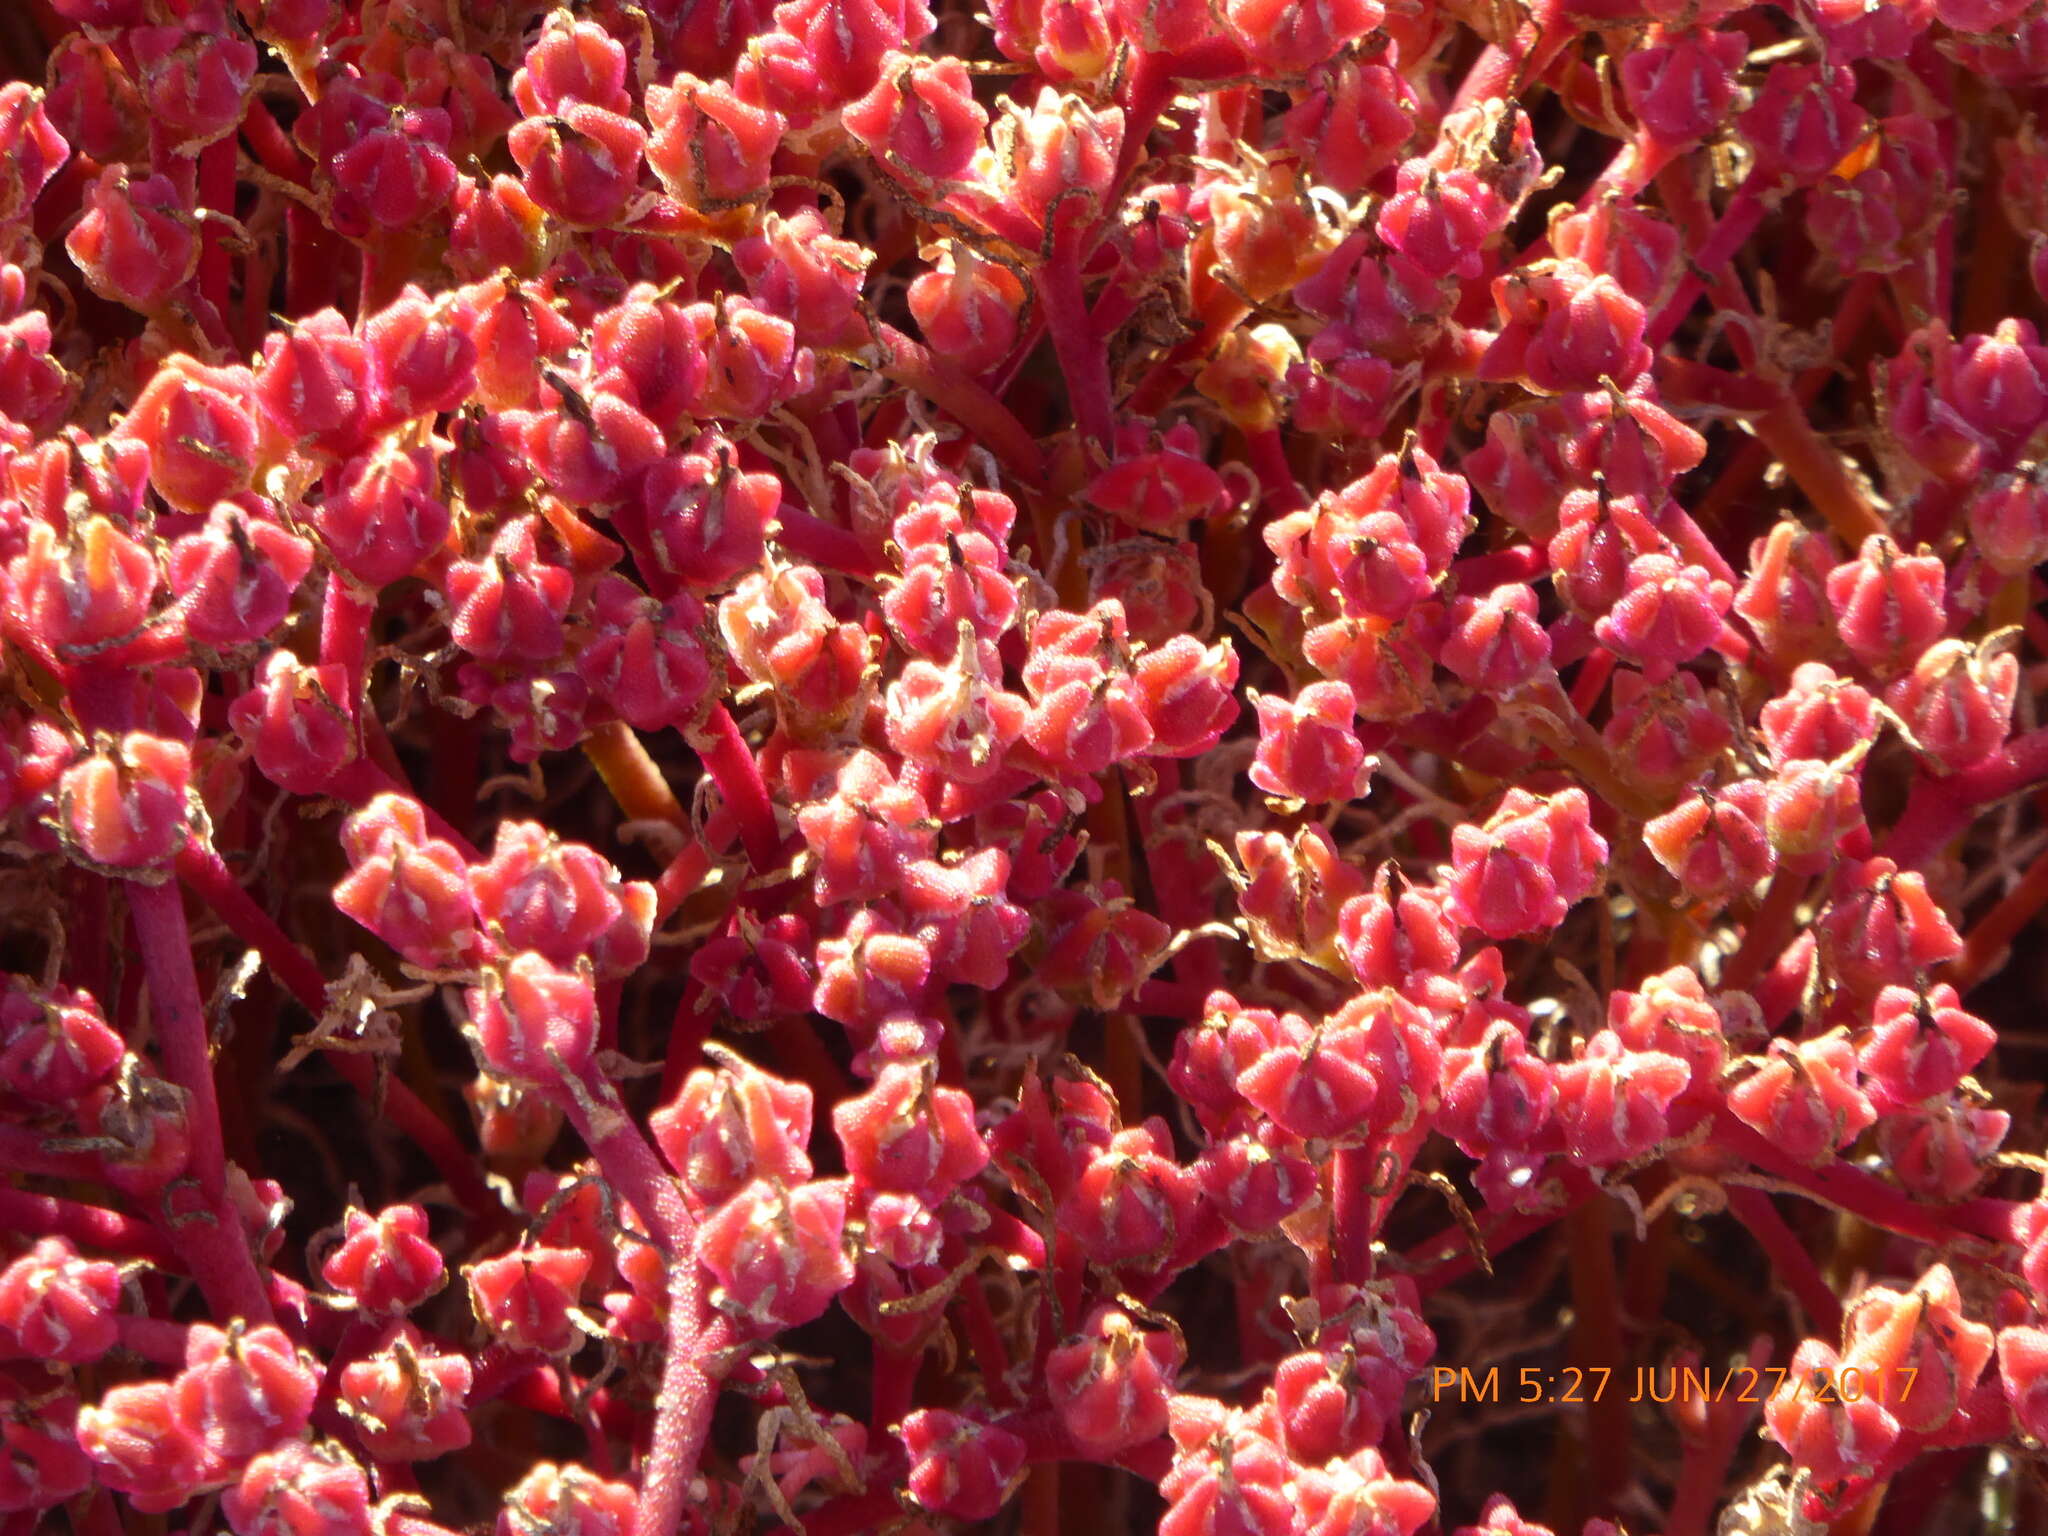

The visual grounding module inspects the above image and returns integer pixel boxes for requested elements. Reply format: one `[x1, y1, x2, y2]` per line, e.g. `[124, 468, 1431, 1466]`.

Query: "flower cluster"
[2, 0, 2048, 1533]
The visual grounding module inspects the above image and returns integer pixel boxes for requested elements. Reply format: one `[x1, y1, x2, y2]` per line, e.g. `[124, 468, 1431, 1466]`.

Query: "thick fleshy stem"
[1245, 428, 1308, 515]
[1950, 839, 2048, 989]
[0, 1122, 106, 1182]
[128, 878, 275, 1323]
[1645, 171, 1769, 349]
[1884, 727, 2048, 868]
[1723, 1186, 1840, 1336]
[1037, 224, 1115, 449]
[172, 844, 501, 1223]
[321, 575, 375, 699]
[0, 1187, 176, 1264]
[1663, 1336, 1771, 1536]
[555, 1065, 720, 1536]
[1711, 1112, 2020, 1248]
[689, 706, 782, 873]
[876, 323, 1047, 487]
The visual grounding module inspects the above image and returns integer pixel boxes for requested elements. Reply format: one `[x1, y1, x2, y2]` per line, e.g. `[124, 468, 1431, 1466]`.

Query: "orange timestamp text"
[1428, 1363, 1922, 1406]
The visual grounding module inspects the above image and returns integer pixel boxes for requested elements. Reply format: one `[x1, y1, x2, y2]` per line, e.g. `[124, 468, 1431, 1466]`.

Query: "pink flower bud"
[496, 1463, 637, 1536]
[1740, 62, 1869, 185]
[175, 1321, 320, 1461]
[513, 13, 633, 117]
[228, 652, 357, 796]
[57, 732, 191, 872]
[256, 309, 369, 461]
[1057, 1121, 1199, 1269]
[653, 1052, 813, 1209]
[1440, 1022, 1557, 1155]
[0, 85, 68, 229]
[77, 1380, 226, 1512]
[508, 105, 648, 229]
[1825, 535, 1947, 679]
[1757, 662, 1875, 766]
[1595, 552, 1732, 675]
[1047, 1305, 1183, 1454]
[445, 517, 576, 664]
[1763, 1337, 1898, 1501]
[1160, 1401, 1296, 1536]
[575, 577, 716, 736]
[0, 978, 122, 1104]
[1135, 635, 1239, 757]
[337, 1322, 473, 1462]
[469, 953, 599, 1084]
[884, 642, 1029, 784]
[1447, 787, 1608, 940]
[315, 442, 452, 587]
[1877, 1094, 2009, 1202]
[812, 905, 932, 1027]
[0, 1382, 90, 1511]
[1442, 583, 1550, 693]
[1859, 983, 1995, 1107]
[1885, 637, 2019, 773]
[7, 514, 161, 658]
[1726, 1030, 1875, 1164]
[2000, 1325, 2048, 1440]
[1280, 58, 1417, 198]
[902, 847, 1031, 988]
[465, 1074, 564, 1165]
[907, 242, 1026, 375]
[1194, 1120, 1317, 1232]
[1225, 0, 1382, 73]
[1966, 464, 2048, 576]
[1643, 781, 1774, 903]
[1764, 757, 1867, 874]
[795, 749, 933, 907]
[0, 1237, 122, 1364]
[449, 174, 551, 280]
[989, 87, 1123, 238]
[1842, 1265, 1994, 1434]
[118, 357, 261, 515]
[845, 53, 988, 185]
[327, 104, 457, 233]
[333, 794, 477, 971]
[646, 75, 786, 207]
[167, 505, 314, 651]
[1233, 823, 1367, 972]
[698, 296, 818, 420]
[128, 8, 255, 154]
[697, 1177, 855, 1330]
[321, 1202, 446, 1315]
[1086, 423, 1231, 534]
[1554, 1031, 1690, 1166]
[1620, 26, 1746, 150]
[833, 1058, 987, 1199]
[221, 1440, 372, 1536]
[1249, 682, 1370, 803]
[900, 1408, 1027, 1521]
[466, 1246, 594, 1355]
[885, 528, 1020, 660]
[1039, 882, 1172, 1010]
[1493, 260, 1653, 394]
[1817, 857, 1963, 997]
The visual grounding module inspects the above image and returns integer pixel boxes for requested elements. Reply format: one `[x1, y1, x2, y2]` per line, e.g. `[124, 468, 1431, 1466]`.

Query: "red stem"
[0, 1188, 175, 1265]
[1724, 1187, 1841, 1336]
[1037, 232, 1115, 448]
[172, 845, 499, 1222]
[1884, 727, 2048, 867]
[127, 878, 274, 1323]
[692, 705, 782, 873]
[557, 1070, 718, 1536]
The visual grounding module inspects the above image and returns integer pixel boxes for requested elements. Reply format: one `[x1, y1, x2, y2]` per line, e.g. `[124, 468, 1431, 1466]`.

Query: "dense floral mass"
[4, 0, 2048, 1532]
